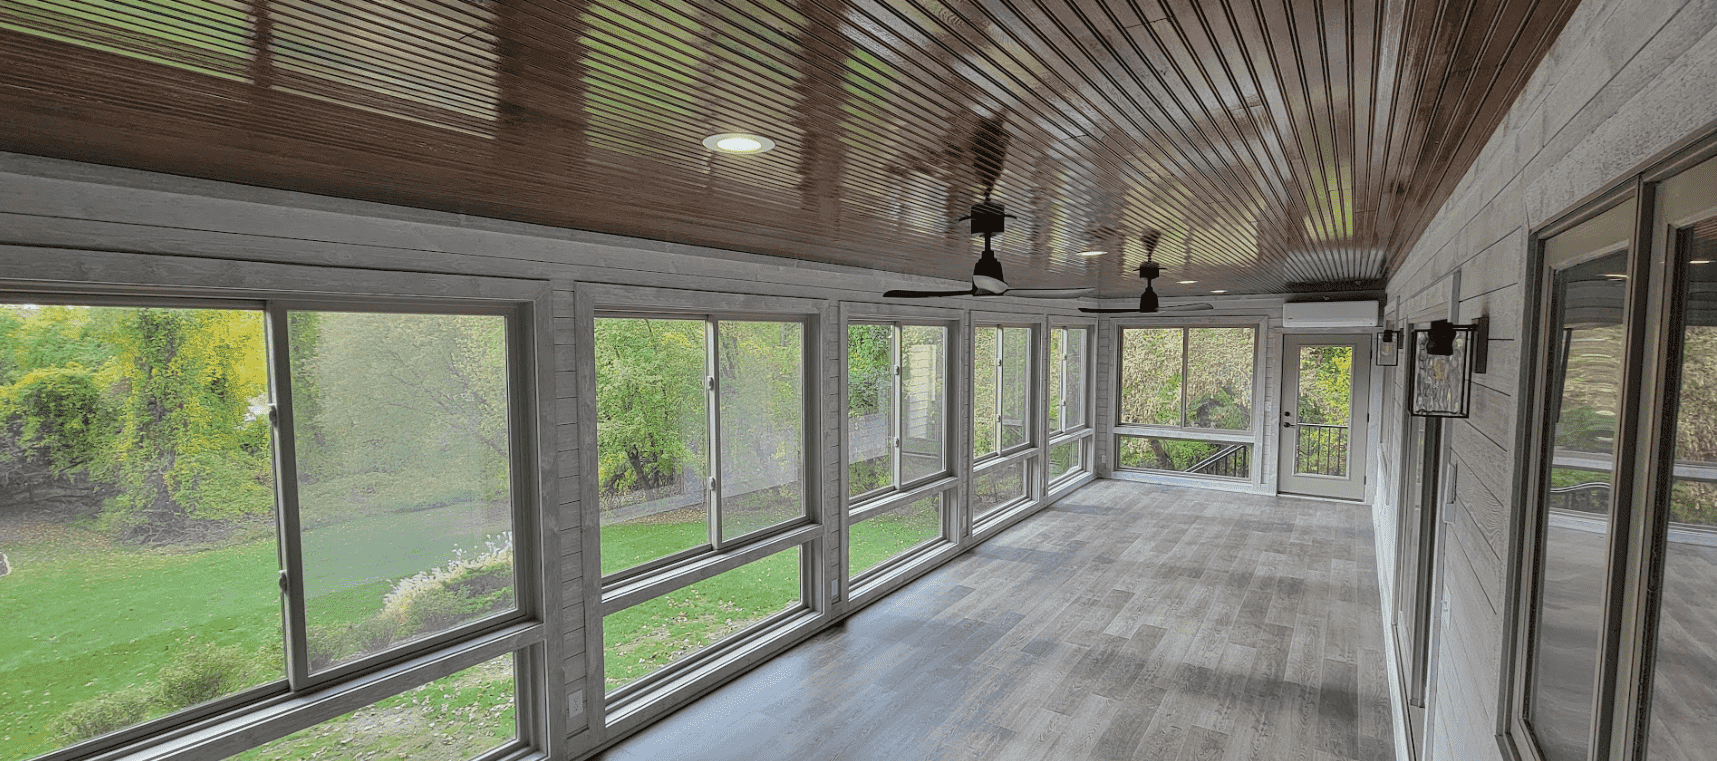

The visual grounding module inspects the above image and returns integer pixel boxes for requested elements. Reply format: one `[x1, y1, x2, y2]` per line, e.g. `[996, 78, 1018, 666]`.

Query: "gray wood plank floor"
[592, 480, 1395, 761]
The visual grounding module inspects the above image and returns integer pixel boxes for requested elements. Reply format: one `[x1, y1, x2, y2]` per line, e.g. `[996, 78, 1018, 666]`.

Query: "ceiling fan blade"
[1158, 303, 1215, 311]
[1078, 307, 1143, 313]
[883, 288, 975, 298]
[1005, 287, 1096, 299]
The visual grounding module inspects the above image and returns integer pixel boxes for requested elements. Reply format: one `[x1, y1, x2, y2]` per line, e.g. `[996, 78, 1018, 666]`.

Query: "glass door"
[1278, 334, 1372, 499]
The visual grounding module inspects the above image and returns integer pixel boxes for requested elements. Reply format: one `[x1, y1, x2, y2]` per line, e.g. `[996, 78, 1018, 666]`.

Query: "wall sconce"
[1409, 317, 1486, 418]
[1375, 326, 1400, 366]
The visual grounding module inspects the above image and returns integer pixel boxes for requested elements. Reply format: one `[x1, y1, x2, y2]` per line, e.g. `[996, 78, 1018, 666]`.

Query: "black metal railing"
[1548, 481, 1612, 514]
[1294, 423, 1349, 477]
[1189, 444, 1250, 478]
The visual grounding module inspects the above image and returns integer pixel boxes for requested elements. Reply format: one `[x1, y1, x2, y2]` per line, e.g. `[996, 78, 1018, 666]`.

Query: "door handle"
[1283, 422, 1295, 428]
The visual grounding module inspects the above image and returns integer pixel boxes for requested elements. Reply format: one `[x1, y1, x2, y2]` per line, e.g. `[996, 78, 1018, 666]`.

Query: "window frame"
[843, 318, 955, 506]
[1046, 321, 1096, 487]
[1502, 134, 1717, 761]
[0, 255, 560, 761]
[580, 284, 824, 732]
[971, 320, 1038, 464]
[1110, 317, 1265, 481]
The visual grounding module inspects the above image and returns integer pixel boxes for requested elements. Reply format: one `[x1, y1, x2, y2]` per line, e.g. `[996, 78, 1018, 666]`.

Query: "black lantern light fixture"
[1410, 316, 1488, 418]
[1375, 324, 1401, 367]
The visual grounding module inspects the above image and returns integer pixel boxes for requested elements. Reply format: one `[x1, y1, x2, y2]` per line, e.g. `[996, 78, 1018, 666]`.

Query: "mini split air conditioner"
[1280, 300, 1380, 328]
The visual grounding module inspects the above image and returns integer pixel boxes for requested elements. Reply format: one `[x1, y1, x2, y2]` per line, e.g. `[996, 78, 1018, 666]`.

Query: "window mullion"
[263, 304, 311, 690]
[706, 319, 724, 550]
[1179, 328, 1190, 428]
[891, 324, 903, 491]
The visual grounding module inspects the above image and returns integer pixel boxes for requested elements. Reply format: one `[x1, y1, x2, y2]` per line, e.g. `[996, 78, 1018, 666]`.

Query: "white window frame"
[0, 250, 561, 761]
[1111, 317, 1266, 482]
[580, 284, 824, 736]
[1047, 321, 1096, 488]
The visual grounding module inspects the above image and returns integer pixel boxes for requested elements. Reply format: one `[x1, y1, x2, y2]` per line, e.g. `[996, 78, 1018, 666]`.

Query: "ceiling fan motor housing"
[967, 202, 1008, 235]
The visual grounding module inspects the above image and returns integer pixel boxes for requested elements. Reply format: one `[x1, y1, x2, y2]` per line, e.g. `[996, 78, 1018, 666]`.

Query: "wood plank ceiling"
[0, 0, 1579, 297]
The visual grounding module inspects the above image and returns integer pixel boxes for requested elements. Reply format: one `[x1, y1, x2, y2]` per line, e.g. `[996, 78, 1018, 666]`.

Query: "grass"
[849, 499, 942, 578]
[0, 501, 504, 761]
[603, 545, 802, 692]
[230, 655, 515, 761]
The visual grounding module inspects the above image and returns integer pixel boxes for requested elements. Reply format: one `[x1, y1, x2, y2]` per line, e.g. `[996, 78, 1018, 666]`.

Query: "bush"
[48, 686, 153, 744]
[155, 644, 254, 709]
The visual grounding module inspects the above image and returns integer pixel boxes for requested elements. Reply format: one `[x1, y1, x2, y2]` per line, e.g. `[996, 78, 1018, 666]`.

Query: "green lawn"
[5, 501, 948, 759]
[0, 501, 502, 761]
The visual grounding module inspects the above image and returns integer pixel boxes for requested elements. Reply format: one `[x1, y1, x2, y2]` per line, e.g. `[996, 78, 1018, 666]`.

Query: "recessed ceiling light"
[1178, 280, 1197, 284]
[1076, 250, 1106, 257]
[1692, 259, 1713, 265]
[703, 133, 775, 154]
[1210, 289, 1228, 294]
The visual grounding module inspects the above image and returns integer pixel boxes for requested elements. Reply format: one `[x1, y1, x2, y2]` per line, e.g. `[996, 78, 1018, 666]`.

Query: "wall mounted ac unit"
[1281, 300, 1380, 328]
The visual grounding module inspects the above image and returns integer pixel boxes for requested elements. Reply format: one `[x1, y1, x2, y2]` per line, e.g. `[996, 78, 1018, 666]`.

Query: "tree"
[594, 318, 707, 502]
[95, 307, 272, 541]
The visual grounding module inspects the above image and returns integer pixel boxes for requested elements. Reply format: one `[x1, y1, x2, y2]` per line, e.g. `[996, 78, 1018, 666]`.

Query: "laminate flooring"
[592, 480, 1395, 761]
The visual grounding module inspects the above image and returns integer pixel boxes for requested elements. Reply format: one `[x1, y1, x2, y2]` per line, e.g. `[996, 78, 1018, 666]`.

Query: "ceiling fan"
[1080, 231, 1214, 314]
[883, 202, 1096, 299]
[884, 115, 1093, 301]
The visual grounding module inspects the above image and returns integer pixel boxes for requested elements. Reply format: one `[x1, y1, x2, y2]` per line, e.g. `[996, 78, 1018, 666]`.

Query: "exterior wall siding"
[1379, 0, 1717, 758]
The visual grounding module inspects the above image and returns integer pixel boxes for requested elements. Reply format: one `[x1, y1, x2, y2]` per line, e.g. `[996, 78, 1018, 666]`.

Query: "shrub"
[155, 644, 255, 710]
[48, 686, 153, 744]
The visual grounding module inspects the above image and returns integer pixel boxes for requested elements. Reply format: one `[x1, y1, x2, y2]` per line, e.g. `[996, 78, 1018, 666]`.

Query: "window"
[1047, 325, 1094, 486]
[972, 325, 1033, 461]
[0, 294, 541, 761]
[1507, 145, 1717, 761]
[846, 322, 949, 501]
[1118, 326, 1255, 430]
[593, 308, 813, 708]
[1115, 325, 1258, 480]
[844, 320, 953, 586]
[595, 316, 807, 579]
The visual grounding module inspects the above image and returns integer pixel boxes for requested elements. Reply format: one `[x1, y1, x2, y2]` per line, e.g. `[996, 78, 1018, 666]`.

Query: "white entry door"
[1278, 334, 1372, 500]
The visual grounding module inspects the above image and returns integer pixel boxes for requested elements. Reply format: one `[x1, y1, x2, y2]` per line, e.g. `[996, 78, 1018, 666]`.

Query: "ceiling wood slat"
[0, 0, 1579, 297]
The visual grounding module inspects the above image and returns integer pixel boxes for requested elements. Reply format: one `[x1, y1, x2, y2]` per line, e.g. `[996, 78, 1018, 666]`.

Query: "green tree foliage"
[293, 312, 511, 521]
[595, 318, 706, 502]
[1295, 346, 1352, 425]
[95, 308, 271, 539]
[1120, 327, 1254, 430]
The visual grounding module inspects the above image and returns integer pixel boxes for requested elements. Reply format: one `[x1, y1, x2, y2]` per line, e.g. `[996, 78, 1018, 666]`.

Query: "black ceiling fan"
[1080, 231, 1214, 314]
[884, 115, 1093, 301]
[884, 202, 1095, 299]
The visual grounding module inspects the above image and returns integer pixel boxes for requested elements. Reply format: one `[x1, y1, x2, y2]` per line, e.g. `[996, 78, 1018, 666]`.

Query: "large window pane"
[291, 312, 515, 673]
[899, 326, 946, 483]
[1049, 328, 1064, 433]
[972, 460, 1027, 520]
[233, 652, 515, 761]
[1186, 328, 1255, 430]
[595, 317, 710, 577]
[1117, 435, 1251, 479]
[0, 305, 281, 761]
[1049, 439, 1082, 483]
[1119, 328, 1183, 426]
[1527, 252, 1628, 761]
[849, 494, 943, 579]
[972, 327, 998, 459]
[1649, 219, 1717, 760]
[718, 321, 804, 541]
[1064, 328, 1088, 431]
[604, 545, 803, 693]
[999, 328, 1029, 450]
[847, 324, 893, 499]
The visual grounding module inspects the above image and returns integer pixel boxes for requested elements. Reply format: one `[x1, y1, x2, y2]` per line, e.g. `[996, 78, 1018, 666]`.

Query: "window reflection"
[1528, 251, 1629, 761]
[1649, 218, 1717, 760]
